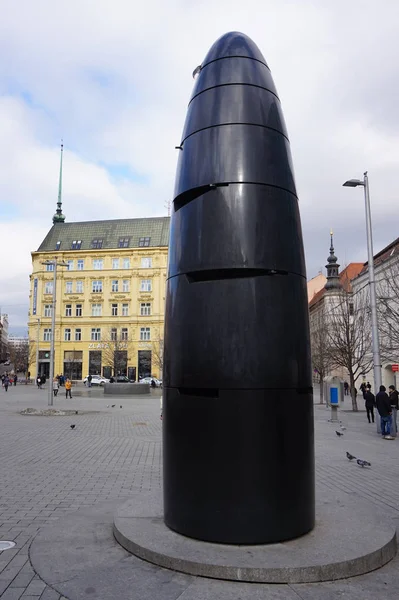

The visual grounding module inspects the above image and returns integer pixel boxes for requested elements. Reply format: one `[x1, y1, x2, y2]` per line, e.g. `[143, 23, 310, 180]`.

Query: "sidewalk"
[0, 385, 398, 599]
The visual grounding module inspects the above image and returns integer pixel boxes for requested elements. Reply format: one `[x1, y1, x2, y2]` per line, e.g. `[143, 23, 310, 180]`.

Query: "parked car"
[139, 377, 162, 387]
[83, 375, 109, 386]
[113, 375, 135, 383]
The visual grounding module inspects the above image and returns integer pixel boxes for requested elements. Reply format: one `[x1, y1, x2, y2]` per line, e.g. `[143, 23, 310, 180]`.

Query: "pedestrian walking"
[364, 388, 376, 423]
[3, 374, 9, 392]
[376, 385, 393, 440]
[36, 376, 41, 389]
[13, 374, 17, 386]
[344, 381, 349, 396]
[87, 374, 92, 388]
[389, 385, 399, 435]
[65, 378, 72, 399]
[53, 378, 59, 397]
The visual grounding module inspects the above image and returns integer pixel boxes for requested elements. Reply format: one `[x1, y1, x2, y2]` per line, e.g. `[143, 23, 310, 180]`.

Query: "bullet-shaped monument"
[163, 32, 315, 544]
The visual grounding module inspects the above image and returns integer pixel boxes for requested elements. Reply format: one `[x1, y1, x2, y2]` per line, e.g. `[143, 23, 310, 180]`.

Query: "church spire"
[324, 229, 341, 291]
[53, 141, 66, 224]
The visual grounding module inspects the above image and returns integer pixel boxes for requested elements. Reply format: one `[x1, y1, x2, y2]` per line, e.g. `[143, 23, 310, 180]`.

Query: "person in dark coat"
[3, 374, 9, 392]
[376, 385, 393, 439]
[364, 388, 376, 423]
[389, 385, 399, 432]
[344, 381, 349, 396]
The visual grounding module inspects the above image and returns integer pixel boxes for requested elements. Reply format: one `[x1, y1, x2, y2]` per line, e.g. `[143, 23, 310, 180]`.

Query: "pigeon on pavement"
[346, 452, 356, 461]
[111, 404, 115, 408]
[336, 430, 344, 437]
[357, 459, 371, 468]
[70, 424, 76, 429]
[120, 405, 122, 408]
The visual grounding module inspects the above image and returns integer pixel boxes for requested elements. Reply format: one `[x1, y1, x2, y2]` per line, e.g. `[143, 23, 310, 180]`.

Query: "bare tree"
[377, 260, 399, 362]
[328, 288, 373, 411]
[8, 340, 30, 374]
[151, 332, 164, 376]
[100, 329, 133, 376]
[310, 306, 334, 404]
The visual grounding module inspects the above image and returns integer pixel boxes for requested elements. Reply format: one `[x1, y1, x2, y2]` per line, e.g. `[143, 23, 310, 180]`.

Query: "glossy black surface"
[163, 31, 314, 544]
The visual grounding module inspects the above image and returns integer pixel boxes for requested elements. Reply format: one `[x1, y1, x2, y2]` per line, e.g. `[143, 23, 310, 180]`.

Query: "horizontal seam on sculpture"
[200, 55, 270, 72]
[173, 181, 298, 212]
[167, 269, 307, 282]
[189, 82, 280, 106]
[181, 121, 289, 145]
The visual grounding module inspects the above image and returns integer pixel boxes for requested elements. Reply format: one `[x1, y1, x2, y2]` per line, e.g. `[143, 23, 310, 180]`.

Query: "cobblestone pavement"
[1, 384, 399, 599]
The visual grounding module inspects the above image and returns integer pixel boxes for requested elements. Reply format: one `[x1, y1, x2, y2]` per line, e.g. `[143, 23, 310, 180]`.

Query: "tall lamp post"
[343, 172, 382, 401]
[42, 258, 68, 406]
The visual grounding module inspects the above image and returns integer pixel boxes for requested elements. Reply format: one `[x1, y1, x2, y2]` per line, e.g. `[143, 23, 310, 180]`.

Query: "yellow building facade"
[28, 217, 170, 381]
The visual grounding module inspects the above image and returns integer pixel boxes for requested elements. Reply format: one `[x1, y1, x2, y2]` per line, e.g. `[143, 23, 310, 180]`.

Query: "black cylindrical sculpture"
[163, 31, 314, 544]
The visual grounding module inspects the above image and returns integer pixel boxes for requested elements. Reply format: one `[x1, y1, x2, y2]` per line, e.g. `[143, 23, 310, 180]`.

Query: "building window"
[118, 237, 130, 248]
[56, 241, 61, 250]
[46, 263, 54, 272]
[123, 258, 130, 269]
[67, 260, 74, 271]
[65, 304, 72, 317]
[111, 280, 119, 292]
[45, 282, 54, 294]
[43, 328, 52, 341]
[140, 302, 151, 316]
[140, 327, 151, 341]
[91, 328, 101, 341]
[75, 328, 82, 341]
[122, 303, 129, 316]
[112, 258, 120, 269]
[111, 328, 117, 341]
[92, 280, 103, 293]
[92, 303, 102, 317]
[77, 259, 84, 271]
[112, 304, 118, 316]
[122, 279, 130, 292]
[121, 328, 128, 341]
[44, 304, 52, 317]
[76, 304, 82, 317]
[65, 281, 73, 294]
[139, 237, 151, 247]
[140, 279, 152, 292]
[64, 328, 71, 341]
[91, 239, 103, 249]
[71, 240, 82, 250]
[93, 258, 103, 270]
[76, 280, 83, 293]
[141, 257, 152, 268]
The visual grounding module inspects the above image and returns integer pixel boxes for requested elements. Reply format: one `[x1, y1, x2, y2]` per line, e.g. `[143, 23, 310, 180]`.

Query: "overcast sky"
[1, 0, 398, 335]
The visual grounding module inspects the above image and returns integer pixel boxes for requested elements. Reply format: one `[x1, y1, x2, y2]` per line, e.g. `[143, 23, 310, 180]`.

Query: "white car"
[83, 375, 109, 386]
[139, 377, 162, 387]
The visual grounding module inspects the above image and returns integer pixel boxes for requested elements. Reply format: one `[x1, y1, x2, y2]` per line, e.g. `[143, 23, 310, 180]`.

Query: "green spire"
[53, 141, 66, 224]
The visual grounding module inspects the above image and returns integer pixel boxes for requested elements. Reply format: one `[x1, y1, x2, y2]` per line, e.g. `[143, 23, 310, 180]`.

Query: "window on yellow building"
[119, 237, 130, 248]
[45, 282, 53, 294]
[122, 279, 130, 292]
[76, 280, 83, 293]
[64, 328, 71, 341]
[67, 260, 74, 271]
[140, 327, 150, 341]
[93, 258, 103, 269]
[122, 303, 129, 316]
[139, 237, 151, 247]
[141, 257, 152, 268]
[77, 259, 84, 270]
[91, 328, 101, 341]
[123, 258, 130, 269]
[43, 328, 52, 341]
[140, 303, 151, 316]
[65, 281, 73, 294]
[112, 304, 118, 316]
[112, 280, 119, 292]
[44, 304, 52, 317]
[76, 304, 82, 317]
[92, 304, 102, 317]
[121, 328, 128, 341]
[140, 279, 152, 292]
[112, 258, 120, 269]
[75, 328, 82, 341]
[65, 304, 72, 317]
[92, 280, 102, 293]
[111, 328, 117, 341]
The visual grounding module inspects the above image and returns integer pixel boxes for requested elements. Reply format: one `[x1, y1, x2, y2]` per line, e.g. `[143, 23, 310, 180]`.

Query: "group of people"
[361, 382, 399, 439]
[1, 373, 17, 391]
[52, 376, 72, 398]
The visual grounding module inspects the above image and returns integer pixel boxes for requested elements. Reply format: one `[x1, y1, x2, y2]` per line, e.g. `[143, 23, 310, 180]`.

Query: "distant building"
[0, 314, 9, 361]
[8, 336, 29, 348]
[27, 144, 169, 380]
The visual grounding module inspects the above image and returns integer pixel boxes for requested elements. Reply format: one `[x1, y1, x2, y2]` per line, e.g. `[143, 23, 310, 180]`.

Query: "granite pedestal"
[104, 383, 150, 395]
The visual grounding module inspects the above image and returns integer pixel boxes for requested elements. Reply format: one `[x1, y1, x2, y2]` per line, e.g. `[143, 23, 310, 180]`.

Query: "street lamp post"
[35, 318, 40, 381]
[42, 259, 68, 406]
[343, 172, 382, 409]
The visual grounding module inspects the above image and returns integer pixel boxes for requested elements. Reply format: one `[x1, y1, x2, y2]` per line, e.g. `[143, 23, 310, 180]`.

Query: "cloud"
[1, 0, 399, 331]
